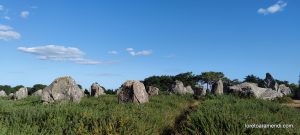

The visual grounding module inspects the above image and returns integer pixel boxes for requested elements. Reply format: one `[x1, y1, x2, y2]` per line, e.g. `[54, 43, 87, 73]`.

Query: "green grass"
[177, 94, 300, 135]
[1, 94, 300, 135]
[0, 95, 194, 135]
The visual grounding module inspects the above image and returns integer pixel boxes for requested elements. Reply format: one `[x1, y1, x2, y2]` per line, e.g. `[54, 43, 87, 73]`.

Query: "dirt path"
[161, 100, 201, 135]
[285, 100, 300, 112]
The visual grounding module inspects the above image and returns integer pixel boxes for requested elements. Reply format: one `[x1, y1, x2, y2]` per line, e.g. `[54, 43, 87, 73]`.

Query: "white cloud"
[258, 0, 287, 15]
[17, 45, 104, 65]
[0, 24, 21, 40]
[0, 24, 12, 30]
[0, 5, 4, 11]
[108, 50, 118, 55]
[20, 11, 30, 18]
[126, 48, 152, 56]
[126, 48, 134, 52]
[3, 16, 10, 20]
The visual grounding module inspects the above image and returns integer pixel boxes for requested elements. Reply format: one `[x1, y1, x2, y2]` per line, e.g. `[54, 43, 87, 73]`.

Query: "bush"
[0, 95, 194, 134]
[177, 95, 300, 135]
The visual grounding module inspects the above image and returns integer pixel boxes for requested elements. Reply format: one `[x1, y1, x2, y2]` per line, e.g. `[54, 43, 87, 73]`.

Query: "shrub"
[178, 95, 300, 135]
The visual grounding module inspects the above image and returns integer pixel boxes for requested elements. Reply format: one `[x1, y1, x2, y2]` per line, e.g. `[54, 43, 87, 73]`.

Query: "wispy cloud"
[20, 11, 30, 18]
[108, 50, 118, 55]
[3, 16, 10, 20]
[126, 48, 152, 56]
[0, 5, 4, 11]
[258, 0, 287, 15]
[0, 24, 21, 40]
[17, 45, 106, 65]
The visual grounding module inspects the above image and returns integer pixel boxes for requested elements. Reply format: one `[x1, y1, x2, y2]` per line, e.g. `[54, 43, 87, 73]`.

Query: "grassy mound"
[177, 95, 300, 135]
[0, 95, 194, 135]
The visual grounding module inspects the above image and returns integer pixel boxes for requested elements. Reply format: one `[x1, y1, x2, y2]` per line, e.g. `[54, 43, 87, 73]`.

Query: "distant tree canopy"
[0, 85, 24, 95]
[143, 75, 174, 91]
[28, 84, 47, 95]
[105, 89, 116, 95]
[244, 75, 264, 87]
[143, 71, 226, 91]
[198, 72, 225, 90]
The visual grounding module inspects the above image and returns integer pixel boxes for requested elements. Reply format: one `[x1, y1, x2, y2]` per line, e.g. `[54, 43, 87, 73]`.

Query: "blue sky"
[0, 0, 299, 89]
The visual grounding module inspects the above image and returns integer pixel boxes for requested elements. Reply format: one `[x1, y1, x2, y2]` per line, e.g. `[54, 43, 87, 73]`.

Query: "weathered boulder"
[13, 87, 28, 100]
[0, 90, 7, 97]
[171, 80, 194, 94]
[229, 82, 282, 100]
[185, 86, 194, 94]
[8, 93, 14, 98]
[147, 86, 159, 96]
[32, 89, 43, 96]
[264, 73, 278, 90]
[277, 84, 292, 96]
[171, 80, 186, 94]
[42, 76, 84, 103]
[212, 80, 223, 95]
[194, 86, 206, 97]
[91, 83, 105, 97]
[118, 80, 149, 104]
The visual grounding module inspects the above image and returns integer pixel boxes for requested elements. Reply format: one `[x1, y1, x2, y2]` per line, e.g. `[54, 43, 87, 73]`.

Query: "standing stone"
[277, 84, 292, 96]
[0, 90, 7, 97]
[171, 80, 186, 94]
[264, 73, 278, 90]
[212, 80, 223, 95]
[8, 93, 14, 98]
[194, 86, 206, 97]
[42, 76, 84, 103]
[32, 89, 43, 96]
[118, 80, 149, 104]
[185, 86, 194, 94]
[91, 83, 105, 97]
[13, 87, 28, 100]
[147, 86, 159, 96]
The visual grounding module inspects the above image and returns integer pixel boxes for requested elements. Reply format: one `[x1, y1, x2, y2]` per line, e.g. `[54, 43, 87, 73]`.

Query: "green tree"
[29, 84, 47, 95]
[198, 72, 224, 90]
[174, 72, 198, 88]
[143, 75, 174, 91]
[0, 85, 12, 95]
[244, 75, 264, 87]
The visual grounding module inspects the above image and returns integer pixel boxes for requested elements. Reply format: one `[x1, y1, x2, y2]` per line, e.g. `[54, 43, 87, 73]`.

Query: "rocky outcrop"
[147, 86, 159, 96]
[42, 76, 84, 103]
[91, 83, 105, 97]
[229, 82, 282, 100]
[13, 87, 28, 100]
[118, 80, 149, 104]
[277, 84, 292, 96]
[32, 89, 43, 96]
[212, 80, 223, 95]
[171, 80, 194, 95]
[0, 90, 7, 97]
[264, 73, 278, 90]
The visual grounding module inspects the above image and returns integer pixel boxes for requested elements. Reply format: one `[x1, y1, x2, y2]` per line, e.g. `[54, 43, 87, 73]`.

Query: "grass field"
[0, 94, 299, 135]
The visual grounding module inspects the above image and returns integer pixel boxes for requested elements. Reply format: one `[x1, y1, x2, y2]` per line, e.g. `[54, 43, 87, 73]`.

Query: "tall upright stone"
[13, 87, 28, 100]
[212, 80, 223, 95]
[91, 83, 105, 97]
[264, 73, 278, 90]
[0, 90, 7, 97]
[118, 80, 149, 104]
